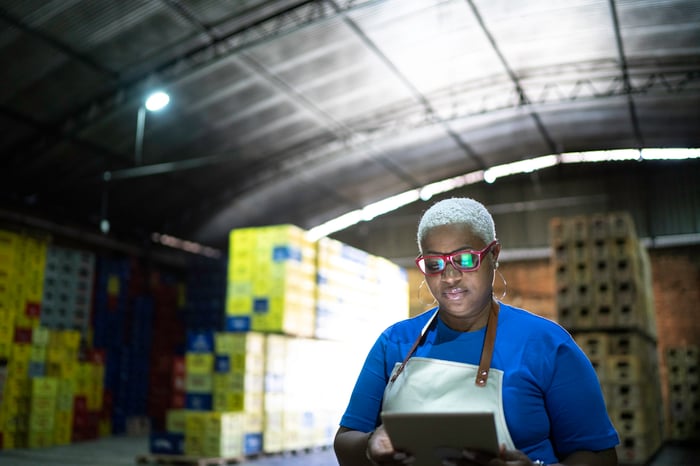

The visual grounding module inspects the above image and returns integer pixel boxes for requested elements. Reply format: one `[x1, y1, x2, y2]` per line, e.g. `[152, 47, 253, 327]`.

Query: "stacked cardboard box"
[551, 213, 663, 464]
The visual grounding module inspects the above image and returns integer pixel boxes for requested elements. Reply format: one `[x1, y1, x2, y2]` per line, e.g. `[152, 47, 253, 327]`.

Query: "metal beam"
[609, 0, 645, 148]
[466, 0, 559, 155]
[334, 0, 487, 169]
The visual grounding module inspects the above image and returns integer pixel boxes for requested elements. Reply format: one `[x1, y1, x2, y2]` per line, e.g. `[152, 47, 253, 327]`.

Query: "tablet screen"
[381, 411, 499, 465]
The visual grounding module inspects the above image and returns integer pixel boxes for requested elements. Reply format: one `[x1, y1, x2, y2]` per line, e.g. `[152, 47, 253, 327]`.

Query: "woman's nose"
[441, 262, 462, 280]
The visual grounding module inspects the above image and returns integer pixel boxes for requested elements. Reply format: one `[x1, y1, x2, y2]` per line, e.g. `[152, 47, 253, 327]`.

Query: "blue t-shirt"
[339, 303, 619, 463]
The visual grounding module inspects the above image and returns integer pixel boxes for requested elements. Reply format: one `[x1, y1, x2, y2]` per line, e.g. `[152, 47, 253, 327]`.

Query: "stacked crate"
[72, 350, 107, 441]
[553, 213, 655, 336]
[151, 330, 265, 458]
[211, 331, 265, 446]
[262, 333, 285, 453]
[148, 224, 408, 458]
[183, 330, 215, 412]
[147, 285, 186, 432]
[183, 257, 226, 331]
[551, 212, 663, 464]
[315, 237, 409, 345]
[665, 345, 700, 441]
[178, 410, 253, 458]
[262, 334, 361, 454]
[0, 230, 49, 449]
[226, 225, 317, 337]
[0, 230, 47, 338]
[28, 377, 59, 447]
[92, 258, 161, 435]
[40, 246, 95, 336]
[1, 333, 32, 449]
[0, 324, 102, 450]
[46, 330, 81, 446]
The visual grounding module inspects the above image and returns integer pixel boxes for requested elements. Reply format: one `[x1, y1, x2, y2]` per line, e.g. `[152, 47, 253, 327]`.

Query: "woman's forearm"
[334, 427, 374, 466]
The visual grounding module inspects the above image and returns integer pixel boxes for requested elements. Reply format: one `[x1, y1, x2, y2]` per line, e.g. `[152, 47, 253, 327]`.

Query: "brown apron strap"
[390, 303, 500, 385]
[475, 301, 500, 386]
[390, 311, 437, 383]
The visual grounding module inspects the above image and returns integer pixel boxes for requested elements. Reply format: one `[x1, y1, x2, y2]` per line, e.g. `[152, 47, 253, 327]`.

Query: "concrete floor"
[0, 436, 338, 466]
[0, 436, 698, 466]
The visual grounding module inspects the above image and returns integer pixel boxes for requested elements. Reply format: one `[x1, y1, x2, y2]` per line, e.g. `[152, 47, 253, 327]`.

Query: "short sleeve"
[545, 340, 619, 457]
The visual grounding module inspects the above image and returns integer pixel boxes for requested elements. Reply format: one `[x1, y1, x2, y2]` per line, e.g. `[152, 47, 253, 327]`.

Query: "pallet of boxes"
[139, 224, 408, 465]
[550, 212, 663, 465]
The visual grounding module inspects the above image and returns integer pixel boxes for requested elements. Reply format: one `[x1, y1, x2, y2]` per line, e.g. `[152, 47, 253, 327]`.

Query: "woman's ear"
[491, 242, 501, 265]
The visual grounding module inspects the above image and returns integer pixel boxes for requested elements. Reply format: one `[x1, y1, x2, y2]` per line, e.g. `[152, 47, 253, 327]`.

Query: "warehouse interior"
[0, 0, 699, 465]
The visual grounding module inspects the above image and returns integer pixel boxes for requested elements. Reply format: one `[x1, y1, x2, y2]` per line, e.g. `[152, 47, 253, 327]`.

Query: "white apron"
[382, 302, 516, 451]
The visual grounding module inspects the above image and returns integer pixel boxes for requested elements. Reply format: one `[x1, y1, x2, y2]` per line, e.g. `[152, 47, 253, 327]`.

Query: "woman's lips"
[443, 288, 466, 300]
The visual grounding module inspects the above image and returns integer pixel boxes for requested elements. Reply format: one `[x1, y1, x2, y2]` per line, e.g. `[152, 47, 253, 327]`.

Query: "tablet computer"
[381, 411, 499, 465]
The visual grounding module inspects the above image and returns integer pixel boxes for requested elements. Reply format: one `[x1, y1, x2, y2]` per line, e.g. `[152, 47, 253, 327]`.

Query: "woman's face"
[420, 223, 500, 331]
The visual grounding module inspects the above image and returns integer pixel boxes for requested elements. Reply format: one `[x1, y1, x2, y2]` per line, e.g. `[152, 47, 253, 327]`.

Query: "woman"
[334, 197, 619, 466]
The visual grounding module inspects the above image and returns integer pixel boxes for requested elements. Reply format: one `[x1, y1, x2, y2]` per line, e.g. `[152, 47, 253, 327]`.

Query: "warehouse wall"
[652, 246, 700, 439]
[652, 247, 700, 349]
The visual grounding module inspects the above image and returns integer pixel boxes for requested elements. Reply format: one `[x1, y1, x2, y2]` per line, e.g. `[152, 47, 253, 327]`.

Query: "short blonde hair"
[417, 197, 496, 253]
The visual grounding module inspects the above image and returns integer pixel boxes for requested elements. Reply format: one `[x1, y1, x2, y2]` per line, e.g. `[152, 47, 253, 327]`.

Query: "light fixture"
[100, 91, 171, 234]
[135, 90, 170, 165]
[145, 91, 170, 112]
[307, 148, 700, 240]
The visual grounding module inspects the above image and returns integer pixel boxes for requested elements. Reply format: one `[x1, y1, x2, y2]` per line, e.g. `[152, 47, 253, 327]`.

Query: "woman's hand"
[440, 445, 618, 466]
[366, 424, 415, 465]
[440, 445, 538, 465]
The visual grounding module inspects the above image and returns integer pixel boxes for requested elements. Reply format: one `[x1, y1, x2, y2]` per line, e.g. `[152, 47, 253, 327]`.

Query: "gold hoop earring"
[493, 270, 507, 301]
[418, 280, 437, 307]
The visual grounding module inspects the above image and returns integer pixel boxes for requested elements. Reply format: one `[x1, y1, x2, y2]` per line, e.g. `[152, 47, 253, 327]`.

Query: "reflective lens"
[454, 252, 476, 269]
[422, 257, 446, 274]
[415, 240, 498, 276]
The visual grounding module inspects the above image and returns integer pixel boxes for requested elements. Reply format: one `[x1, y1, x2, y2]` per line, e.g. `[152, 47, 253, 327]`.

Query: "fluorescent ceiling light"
[484, 155, 559, 183]
[560, 149, 640, 163]
[308, 148, 698, 240]
[361, 190, 421, 221]
[420, 171, 485, 200]
[640, 148, 700, 160]
[307, 211, 365, 241]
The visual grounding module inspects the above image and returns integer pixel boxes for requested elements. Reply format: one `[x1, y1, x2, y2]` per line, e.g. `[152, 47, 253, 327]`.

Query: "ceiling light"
[640, 148, 700, 160]
[306, 148, 699, 239]
[145, 91, 170, 112]
[484, 155, 558, 183]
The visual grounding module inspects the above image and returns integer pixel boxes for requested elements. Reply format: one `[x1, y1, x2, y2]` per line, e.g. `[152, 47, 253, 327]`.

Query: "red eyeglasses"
[415, 240, 499, 275]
